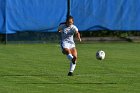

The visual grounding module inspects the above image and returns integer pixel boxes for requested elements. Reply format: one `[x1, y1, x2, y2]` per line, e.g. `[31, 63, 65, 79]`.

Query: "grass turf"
[0, 43, 139, 93]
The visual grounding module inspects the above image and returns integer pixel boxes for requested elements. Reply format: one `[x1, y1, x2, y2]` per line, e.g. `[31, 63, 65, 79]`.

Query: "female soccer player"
[58, 16, 81, 76]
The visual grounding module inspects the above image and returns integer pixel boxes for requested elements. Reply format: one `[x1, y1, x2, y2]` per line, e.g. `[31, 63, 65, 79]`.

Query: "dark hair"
[59, 16, 74, 26]
[66, 16, 74, 22]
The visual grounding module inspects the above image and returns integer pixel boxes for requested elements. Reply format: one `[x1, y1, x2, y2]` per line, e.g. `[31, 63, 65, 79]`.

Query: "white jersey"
[59, 24, 78, 44]
[58, 24, 78, 49]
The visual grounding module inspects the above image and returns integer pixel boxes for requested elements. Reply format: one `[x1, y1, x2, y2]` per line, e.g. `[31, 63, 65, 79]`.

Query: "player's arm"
[58, 29, 62, 32]
[58, 24, 63, 32]
[58, 22, 66, 32]
[75, 30, 82, 42]
[58, 27, 62, 32]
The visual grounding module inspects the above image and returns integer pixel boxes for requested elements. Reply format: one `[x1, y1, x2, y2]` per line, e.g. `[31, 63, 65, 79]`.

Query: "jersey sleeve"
[73, 25, 79, 33]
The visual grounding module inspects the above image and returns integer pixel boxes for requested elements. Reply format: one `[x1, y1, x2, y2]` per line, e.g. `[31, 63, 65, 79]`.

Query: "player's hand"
[58, 30, 62, 32]
[79, 38, 82, 42]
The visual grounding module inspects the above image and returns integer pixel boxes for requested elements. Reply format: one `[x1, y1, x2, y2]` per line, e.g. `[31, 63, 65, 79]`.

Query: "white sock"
[67, 54, 73, 61]
[69, 61, 76, 73]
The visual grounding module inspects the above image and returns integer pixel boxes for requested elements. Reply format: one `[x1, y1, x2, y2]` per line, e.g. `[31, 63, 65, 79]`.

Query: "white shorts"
[61, 42, 75, 50]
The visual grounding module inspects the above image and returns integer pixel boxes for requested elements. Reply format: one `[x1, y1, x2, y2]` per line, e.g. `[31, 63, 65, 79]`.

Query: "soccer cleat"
[68, 72, 73, 76]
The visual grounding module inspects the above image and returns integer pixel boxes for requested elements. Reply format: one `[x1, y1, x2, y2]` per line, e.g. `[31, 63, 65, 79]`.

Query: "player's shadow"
[0, 74, 118, 85]
[0, 74, 49, 76]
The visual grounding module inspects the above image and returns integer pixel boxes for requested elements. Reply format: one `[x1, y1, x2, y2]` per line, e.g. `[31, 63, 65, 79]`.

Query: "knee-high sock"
[67, 54, 73, 61]
[69, 61, 76, 72]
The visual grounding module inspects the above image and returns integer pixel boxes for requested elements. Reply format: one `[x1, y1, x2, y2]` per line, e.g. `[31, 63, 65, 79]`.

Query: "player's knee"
[67, 54, 73, 61]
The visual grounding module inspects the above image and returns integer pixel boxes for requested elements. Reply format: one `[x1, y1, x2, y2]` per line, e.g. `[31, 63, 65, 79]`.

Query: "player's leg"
[61, 42, 74, 61]
[68, 47, 77, 76]
[62, 47, 77, 63]
[61, 42, 76, 76]
[63, 48, 74, 61]
[71, 48, 77, 64]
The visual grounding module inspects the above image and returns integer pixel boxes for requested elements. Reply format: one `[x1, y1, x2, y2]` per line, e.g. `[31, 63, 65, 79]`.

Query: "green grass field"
[0, 43, 140, 93]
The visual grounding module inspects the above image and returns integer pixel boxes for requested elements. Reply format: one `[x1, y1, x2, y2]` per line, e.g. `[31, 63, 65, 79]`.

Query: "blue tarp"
[0, 0, 67, 33]
[0, 0, 6, 33]
[71, 0, 140, 31]
[0, 0, 140, 34]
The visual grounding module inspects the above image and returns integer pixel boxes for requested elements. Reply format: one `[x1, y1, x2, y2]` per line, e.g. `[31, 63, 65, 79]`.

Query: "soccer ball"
[96, 50, 105, 60]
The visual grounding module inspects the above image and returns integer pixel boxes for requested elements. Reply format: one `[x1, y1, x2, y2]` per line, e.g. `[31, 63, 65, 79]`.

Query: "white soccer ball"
[96, 50, 105, 60]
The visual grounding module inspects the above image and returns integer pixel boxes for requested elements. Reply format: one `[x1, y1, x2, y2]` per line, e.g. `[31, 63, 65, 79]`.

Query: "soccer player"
[58, 16, 81, 76]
